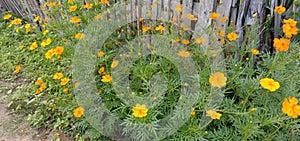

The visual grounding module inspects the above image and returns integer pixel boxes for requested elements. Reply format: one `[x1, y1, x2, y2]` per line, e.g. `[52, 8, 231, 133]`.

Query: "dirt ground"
[0, 79, 33, 141]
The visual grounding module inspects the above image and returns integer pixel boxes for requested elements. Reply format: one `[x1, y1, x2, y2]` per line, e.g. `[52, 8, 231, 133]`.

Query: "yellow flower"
[206, 110, 222, 120]
[98, 51, 105, 57]
[60, 77, 70, 86]
[53, 46, 64, 56]
[68, 0, 74, 4]
[34, 16, 39, 22]
[274, 6, 286, 14]
[251, 48, 259, 55]
[63, 88, 69, 93]
[181, 39, 190, 45]
[98, 67, 105, 74]
[69, 5, 77, 12]
[101, 74, 112, 82]
[99, 0, 109, 4]
[19, 44, 24, 50]
[132, 104, 148, 118]
[3, 13, 12, 20]
[227, 32, 239, 41]
[35, 79, 44, 85]
[282, 97, 300, 118]
[155, 25, 165, 31]
[74, 33, 85, 39]
[15, 65, 21, 73]
[41, 38, 52, 47]
[209, 72, 227, 88]
[273, 38, 290, 51]
[82, 3, 93, 9]
[70, 16, 81, 23]
[111, 60, 119, 68]
[25, 23, 30, 29]
[42, 30, 49, 35]
[260, 78, 280, 92]
[45, 49, 55, 59]
[283, 18, 297, 27]
[220, 17, 228, 22]
[30, 42, 38, 50]
[175, 4, 183, 13]
[74, 107, 84, 118]
[177, 50, 190, 57]
[38, 83, 47, 91]
[209, 12, 220, 20]
[195, 38, 205, 44]
[53, 72, 63, 79]
[11, 18, 22, 25]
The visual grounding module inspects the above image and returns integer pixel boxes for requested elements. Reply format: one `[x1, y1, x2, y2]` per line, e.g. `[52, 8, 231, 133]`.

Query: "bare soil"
[0, 78, 33, 141]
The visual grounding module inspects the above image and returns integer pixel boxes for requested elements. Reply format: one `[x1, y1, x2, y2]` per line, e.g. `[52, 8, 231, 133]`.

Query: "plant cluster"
[0, 0, 299, 140]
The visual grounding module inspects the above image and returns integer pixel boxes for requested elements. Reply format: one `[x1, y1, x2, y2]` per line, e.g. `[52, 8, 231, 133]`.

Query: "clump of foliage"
[0, 0, 299, 140]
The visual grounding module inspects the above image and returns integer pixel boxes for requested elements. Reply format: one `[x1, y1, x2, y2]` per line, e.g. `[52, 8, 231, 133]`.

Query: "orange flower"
[220, 17, 228, 22]
[45, 49, 55, 59]
[70, 16, 81, 23]
[181, 39, 190, 45]
[41, 38, 52, 47]
[274, 6, 286, 14]
[227, 32, 239, 41]
[30, 42, 38, 50]
[15, 65, 21, 73]
[209, 12, 220, 20]
[98, 51, 105, 57]
[99, 0, 109, 4]
[98, 67, 105, 74]
[195, 38, 205, 44]
[35, 79, 44, 85]
[74, 107, 84, 118]
[82, 3, 93, 9]
[53, 46, 64, 56]
[94, 14, 103, 19]
[132, 104, 148, 118]
[209, 72, 227, 88]
[74, 33, 85, 39]
[142, 24, 150, 33]
[206, 110, 222, 120]
[69, 5, 77, 12]
[282, 19, 298, 38]
[177, 50, 190, 57]
[3, 13, 12, 20]
[53, 72, 63, 79]
[182, 14, 197, 21]
[191, 110, 196, 116]
[101, 74, 112, 82]
[273, 38, 290, 51]
[216, 30, 225, 36]
[60, 77, 70, 86]
[251, 48, 259, 55]
[218, 39, 225, 44]
[260, 78, 280, 92]
[282, 97, 300, 118]
[111, 60, 119, 68]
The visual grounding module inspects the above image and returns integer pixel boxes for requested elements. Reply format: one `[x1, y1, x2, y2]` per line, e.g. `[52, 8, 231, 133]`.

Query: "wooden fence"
[0, 0, 298, 51]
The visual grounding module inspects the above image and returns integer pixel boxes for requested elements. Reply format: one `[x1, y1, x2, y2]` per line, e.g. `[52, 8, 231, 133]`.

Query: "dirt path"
[0, 79, 33, 141]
